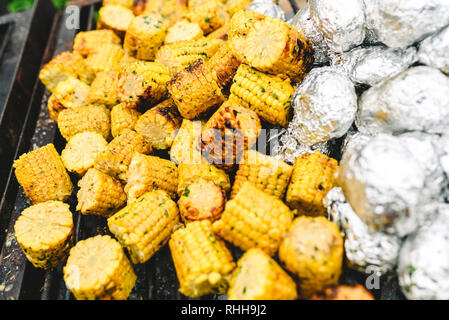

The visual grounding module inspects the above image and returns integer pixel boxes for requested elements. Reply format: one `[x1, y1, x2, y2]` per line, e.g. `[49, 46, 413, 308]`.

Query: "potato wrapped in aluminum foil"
[247, 0, 286, 21]
[341, 130, 371, 155]
[418, 25, 449, 75]
[324, 187, 401, 276]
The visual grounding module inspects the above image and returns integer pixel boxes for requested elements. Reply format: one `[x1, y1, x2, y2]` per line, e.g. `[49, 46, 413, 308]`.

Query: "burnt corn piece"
[205, 42, 241, 88]
[169, 119, 206, 165]
[165, 20, 203, 44]
[86, 71, 120, 107]
[186, 0, 229, 35]
[97, 4, 135, 38]
[110, 103, 142, 137]
[177, 162, 231, 196]
[73, 30, 121, 58]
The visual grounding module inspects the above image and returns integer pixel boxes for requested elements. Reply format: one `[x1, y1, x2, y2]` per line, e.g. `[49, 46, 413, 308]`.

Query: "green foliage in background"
[8, 0, 69, 12]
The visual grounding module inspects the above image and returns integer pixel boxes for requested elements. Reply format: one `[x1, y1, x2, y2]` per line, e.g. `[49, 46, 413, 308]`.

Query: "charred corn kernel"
[39, 51, 94, 92]
[86, 71, 120, 107]
[85, 44, 124, 74]
[57, 105, 110, 141]
[125, 152, 178, 202]
[110, 103, 141, 137]
[156, 38, 224, 76]
[135, 99, 182, 149]
[229, 12, 313, 82]
[229, 64, 294, 126]
[108, 190, 179, 264]
[224, 0, 252, 16]
[206, 23, 229, 40]
[103, 0, 134, 9]
[168, 60, 225, 119]
[228, 248, 298, 300]
[286, 152, 338, 216]
[310, 284, 374, 300]
[177, 162, 230, 196]
[116, 61, 171, 109]
[169, 220, 235, 297]
[94, 129, 152, 182]
[165, 20, 203, 44]
[14, 144, 73, 204]
[232, 150, 293, 199]
[186, 0, 229, 35]
[279, 216, 343, 298]
[73, 30, 121, 58]
[169, 119, 206, 164]
[205, 42, 241, 88]
[212, 182, 293, 255]
[77, 168, 127, 217]
[14, 201, 73, 269]
[61, 131, 108, 176]
[64, 235, 136, 300]
[124, 14, 168, 61]
[97, 5, 134, 38]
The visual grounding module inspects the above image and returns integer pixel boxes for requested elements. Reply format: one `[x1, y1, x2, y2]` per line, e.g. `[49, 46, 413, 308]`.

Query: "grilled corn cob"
[61, 131, 108, 176]
[57, 105, 111, 141]
[124, 14, 168, 61]
[13, 144, 73, 204]
[229, 64, 294, 126]
[94, 128, 153, 182]
[212, 181, 293, 255]
[169, 220, 235, 297]
[228, 9, 264, 45]
[156, 38, 224, 76]
[165, 20, 203, 44]
[228, 248, 298, 300]
[110, 103, 141, 137]
[205, 42, 241, 88]
[169, 119, 205, 164]
[310, 284, 375, 300]
[116, 61, 171, 109]
[141, 0, 188, 27]
[186, 0, 229, 35]
[279, 216, 343, 298]
[119, 53, 141, 66]
[86, 71, 120, 107]
[77, 168, 127, 217]
[108, 190, 179, 264]
[97, 5, 134, 38]
[85, 44, 124, 74]
[286, 152, 338, 216]
[224, 0, 252, 16]
[125, 153, 178, 202]
[103, 0, 134, 9]
[14, 201, 73, 269]
[134, 99, 182, 149]
[73, 30, 121, 58]
[63, 235, 136, 300]
[177, 162, 231, 196]
[206, 24, 229, 40]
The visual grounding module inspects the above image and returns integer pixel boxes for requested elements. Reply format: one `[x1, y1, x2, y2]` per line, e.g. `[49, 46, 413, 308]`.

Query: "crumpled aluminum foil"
[341, 130, 372, 156]
[436, 134, 449, 180]
[337, 134, 427, 237]
[364, 0, 449, 48]
[247, 0, 286, 21]
[331, 45, 418, 86]
[324, 187, 401, 276]
[398, 204, 449, 300]
[357, 66, 449, 136]
[418, 25, 449, 75]
[309, 0, 366, 53]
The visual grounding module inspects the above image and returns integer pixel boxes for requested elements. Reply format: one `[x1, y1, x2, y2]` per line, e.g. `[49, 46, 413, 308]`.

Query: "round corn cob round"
[169, 119, 206, 165]
[165, 20, 203, 44]
[86, 71, 120, 107]
[14, 201, 74, 269]
[141, 0, 188, 27]
[97, 5, 135, 38]
[186, 0, 229, 35]
[85, 43, 125, 74]
[177, 162, 231, 196]
[310, 284, 374, 300]
[63, 235, 136, 300]
[110, 103, 142, 137]
[73, 30, 121, 58]
[103, 0, 134, 9]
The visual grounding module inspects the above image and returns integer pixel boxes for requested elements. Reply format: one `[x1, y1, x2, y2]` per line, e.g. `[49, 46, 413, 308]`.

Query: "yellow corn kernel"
[85, 44, 124, 74]
[177, 162, 230, 196]
[142, 0, 188, 27]
[108, 190, 179, 264]
[212, 181, 293, 255]
[205, 42, 241, 88]
[103, 0, 134, 9]
[64, 235, 136, 300]
[206, 24, 229, 40]
[86, 71, 120, 107]
[14, 201, 73, 269]
[165, 20, 203, 44]
[186, 0, 229, 35]
[97, 4, 135, 38]
[169, 119, 206, 165]
[110, 103, 141, 137]
[13, 144, 73, 204]
[169, 220, 235, 297]
[224, 0, 252, 16]
[73, 30, 121, 58]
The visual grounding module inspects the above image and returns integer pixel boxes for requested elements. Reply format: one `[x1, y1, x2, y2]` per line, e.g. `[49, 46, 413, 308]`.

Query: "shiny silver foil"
[337, 134, 427, 237]
[325, 187, 401, 275]
[436, 134, 449, 179]
[357, 66, 449, 136]
[247, 0, 286, 21]
[364, 0, 449, 48]
[398, 204, 449, 300]
[418, 25, 449, 75]
[341, 130, 372, 156]
[331, 45, 418, 86]
[309, 0, 366, 53]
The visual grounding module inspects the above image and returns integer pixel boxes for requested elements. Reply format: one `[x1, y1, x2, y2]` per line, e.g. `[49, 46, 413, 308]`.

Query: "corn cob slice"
[63, 235, 136, 300]
[57, 105, 111, 141]
[103, 0, 134, 9]
[77, 168, 127, 217]
[286, 152, 338, 216]
[168, 60, 225, 119]
[205, 42, 241, 88]
[134, 99, 182, 149]
[206, 24, 229, 40]
[125, 152, 178, 202]
[119, 53, 141, 66]
[73, 30, 122, 58]
[86, 71, 120, 107]
[141, 0, 188, 27]
[169, 119, 206, 164]
[279, 216, 343, 298]
[108, 190, 179, 264]
[97, 5, 135, 38]
[228, 248, 298, 300]
[156, 38, 224, 76]
[14, 201, 73, 269]
[310, 284, 374, 300]
[39, 51, 94, 92]
[14, 144, 73, 204]
[224, 0, 252, 16]
[231, 150, 292, 199]
[85, 44, 124, 74]
[212, 181, 293, 255]
[116, 61, 171, 109]
[186, 0, 229, 35]
[229, 64, 294, 126]
[94, 129, 152, 182]
[169, 220, 235, 297]
[165, 20, 203, 44]
[228, 9, 264, 45]
[177, 162, 231, 196]
[110, 103, 141, 137]
[124, 14, 168, 61]
[61, 131, 108, 176]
